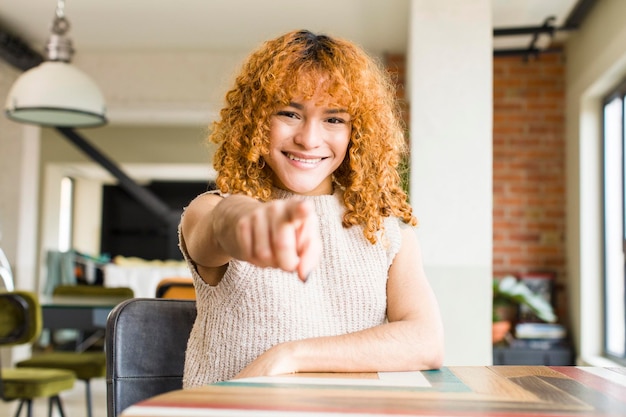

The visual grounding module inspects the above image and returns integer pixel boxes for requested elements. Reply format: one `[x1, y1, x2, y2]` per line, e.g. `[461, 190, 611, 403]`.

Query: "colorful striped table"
[121, 366, 626, 416]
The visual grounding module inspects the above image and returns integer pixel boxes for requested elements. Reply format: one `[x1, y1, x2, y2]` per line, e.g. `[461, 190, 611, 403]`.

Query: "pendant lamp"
[5, 0, 107, 127]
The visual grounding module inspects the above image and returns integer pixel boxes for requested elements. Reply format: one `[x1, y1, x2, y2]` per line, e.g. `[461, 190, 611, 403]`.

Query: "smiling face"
[263, 92, 352, 196]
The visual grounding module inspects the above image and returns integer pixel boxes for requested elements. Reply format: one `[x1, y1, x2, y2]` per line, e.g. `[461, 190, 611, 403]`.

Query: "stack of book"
[511, 322, 568, 349]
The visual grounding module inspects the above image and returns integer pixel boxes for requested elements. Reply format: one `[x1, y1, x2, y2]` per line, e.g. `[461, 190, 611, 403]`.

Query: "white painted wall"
[564, 0, 626, 365]
[408, 0, 493, 365]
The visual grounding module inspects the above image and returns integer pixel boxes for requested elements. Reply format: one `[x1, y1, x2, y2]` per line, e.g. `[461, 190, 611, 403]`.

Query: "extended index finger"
[285, 199, 314, 224]
[290, 200, 320, 281]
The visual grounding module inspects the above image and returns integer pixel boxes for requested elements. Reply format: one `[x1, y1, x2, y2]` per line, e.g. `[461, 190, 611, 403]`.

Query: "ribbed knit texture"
[180, 189, 402, 388]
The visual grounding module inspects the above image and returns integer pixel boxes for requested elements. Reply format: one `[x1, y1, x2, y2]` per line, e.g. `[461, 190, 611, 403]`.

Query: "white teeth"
[287, 153, 322, 164]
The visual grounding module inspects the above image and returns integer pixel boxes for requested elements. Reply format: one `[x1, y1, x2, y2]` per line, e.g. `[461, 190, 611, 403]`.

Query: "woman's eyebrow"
[326, 108, 349, 114]
[287, 102, 304, 110]
[286, 102, 348, 114]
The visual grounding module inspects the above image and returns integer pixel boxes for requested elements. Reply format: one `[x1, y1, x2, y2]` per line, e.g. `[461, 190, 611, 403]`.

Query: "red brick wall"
[386, 52, 567, 309]
[492, 52, 566, 290]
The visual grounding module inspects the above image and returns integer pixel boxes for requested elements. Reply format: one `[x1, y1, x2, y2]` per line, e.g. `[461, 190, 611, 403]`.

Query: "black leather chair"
[105, 298, 196, 417]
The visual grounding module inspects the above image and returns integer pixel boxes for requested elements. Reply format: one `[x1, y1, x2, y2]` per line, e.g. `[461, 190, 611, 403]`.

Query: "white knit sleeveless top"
[180, 189, 402, 387]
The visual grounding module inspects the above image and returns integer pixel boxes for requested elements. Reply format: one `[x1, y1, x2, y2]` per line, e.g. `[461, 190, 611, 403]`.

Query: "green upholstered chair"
[16, 285, 133, 417]
[0, 291, 76, 417]
[16, 351, 105, 417]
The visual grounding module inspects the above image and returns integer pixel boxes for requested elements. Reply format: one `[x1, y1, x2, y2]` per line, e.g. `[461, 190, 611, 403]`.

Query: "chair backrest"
[0, 291, 41, 401]
[54, 284, 134, 298]
[155, 277, 195, 299]
[0, 291, 41, 347]
[105, 298, 196, 417]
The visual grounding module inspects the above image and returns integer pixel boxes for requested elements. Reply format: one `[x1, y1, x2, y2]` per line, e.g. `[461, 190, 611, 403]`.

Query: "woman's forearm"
[236, 318, 444, 379]
[288, 319, 443, 373]
[182, 194, 260, 268]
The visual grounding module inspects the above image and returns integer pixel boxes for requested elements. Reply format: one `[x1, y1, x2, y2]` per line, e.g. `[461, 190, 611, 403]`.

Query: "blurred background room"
[1, 0, 625, 415]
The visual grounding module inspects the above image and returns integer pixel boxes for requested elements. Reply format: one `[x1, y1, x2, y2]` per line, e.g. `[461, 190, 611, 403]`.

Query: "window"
[602, 80, 626, 364]
[58, 176, 74, 252]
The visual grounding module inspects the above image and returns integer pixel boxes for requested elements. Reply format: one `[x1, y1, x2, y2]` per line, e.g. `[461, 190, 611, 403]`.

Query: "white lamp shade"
[5, 61, 107, 127]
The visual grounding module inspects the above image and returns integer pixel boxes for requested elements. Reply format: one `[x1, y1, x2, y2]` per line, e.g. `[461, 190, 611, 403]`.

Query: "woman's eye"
[277, 111, 299, 119]
[327, 117, 346, 124]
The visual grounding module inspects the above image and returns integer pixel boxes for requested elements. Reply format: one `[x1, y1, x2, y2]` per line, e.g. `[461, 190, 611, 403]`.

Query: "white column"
[407, 0, 493, 365]
[16, 125, 41, 292]
[0, 61, 40, 293]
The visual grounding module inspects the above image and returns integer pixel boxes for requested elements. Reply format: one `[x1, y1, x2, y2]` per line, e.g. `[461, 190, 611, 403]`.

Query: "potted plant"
[492, 275, 557, 343]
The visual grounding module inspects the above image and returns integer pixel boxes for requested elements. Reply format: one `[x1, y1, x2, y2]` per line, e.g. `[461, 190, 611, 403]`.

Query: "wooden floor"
[0, 377, 108, 417]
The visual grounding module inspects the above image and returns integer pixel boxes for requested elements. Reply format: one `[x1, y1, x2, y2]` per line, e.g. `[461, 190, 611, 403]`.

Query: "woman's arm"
[234, 225, 445, 378]
[181, 193, 321, 285]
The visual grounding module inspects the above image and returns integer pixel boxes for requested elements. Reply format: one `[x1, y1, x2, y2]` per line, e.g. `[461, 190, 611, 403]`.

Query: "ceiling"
[0, 0, 589, 61]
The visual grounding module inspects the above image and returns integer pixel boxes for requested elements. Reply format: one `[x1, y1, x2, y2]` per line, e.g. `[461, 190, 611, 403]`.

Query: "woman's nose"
[294, 120, 323, 149]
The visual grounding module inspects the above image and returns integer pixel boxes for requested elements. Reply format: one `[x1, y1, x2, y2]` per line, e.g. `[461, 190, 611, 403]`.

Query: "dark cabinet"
[493, 342, 574, 365]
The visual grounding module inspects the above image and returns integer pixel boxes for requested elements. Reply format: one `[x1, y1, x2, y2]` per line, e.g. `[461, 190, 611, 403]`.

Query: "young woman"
[179, 29, 444, 388]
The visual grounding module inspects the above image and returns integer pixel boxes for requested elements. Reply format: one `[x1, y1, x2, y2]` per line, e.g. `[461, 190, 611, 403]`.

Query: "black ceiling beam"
[493, 16, 557, 38]
[55, 127, 175, 223]
[492, 0, 599, 58]
[493, 0, 599, 37]
[0, 27, 42, 71]
[493, 47, 563, 58]
[493, 25, 555, 37]
[56, 127, 182, 259]
[493, 17, 557, 60]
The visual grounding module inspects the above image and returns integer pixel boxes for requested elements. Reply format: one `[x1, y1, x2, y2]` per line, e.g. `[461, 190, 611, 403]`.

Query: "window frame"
[602, 78, 626, 365]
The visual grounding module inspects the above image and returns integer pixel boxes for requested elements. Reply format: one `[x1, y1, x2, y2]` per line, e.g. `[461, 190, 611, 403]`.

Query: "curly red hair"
[209, 29, 417, 243]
